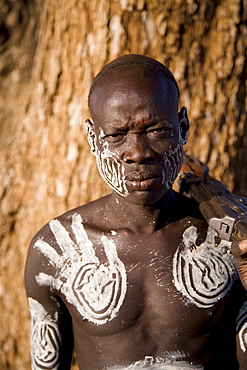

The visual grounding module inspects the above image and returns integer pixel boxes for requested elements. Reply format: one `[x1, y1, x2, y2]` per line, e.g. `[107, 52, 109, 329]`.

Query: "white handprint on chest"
[173, 225, 238, 308]
[34, 213, 127, 325]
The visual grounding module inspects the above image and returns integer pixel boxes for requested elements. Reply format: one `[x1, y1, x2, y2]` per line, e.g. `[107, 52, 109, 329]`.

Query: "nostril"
[123, 148, 155, 164]
[124, 158, 135, 164]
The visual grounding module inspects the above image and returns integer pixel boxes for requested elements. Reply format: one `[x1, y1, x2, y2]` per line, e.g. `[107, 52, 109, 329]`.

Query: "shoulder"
[172, 191, 203, 218]
[30, 194, 112, 244]
[25, 194, 112, 275]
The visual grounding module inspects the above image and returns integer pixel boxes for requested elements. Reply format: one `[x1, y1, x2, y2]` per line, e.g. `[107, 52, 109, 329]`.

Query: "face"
[87, 66, 188, 205]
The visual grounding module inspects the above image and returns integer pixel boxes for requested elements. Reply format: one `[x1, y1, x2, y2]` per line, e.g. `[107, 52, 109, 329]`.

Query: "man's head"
[86, 54, 189, 205]
[88, 54, 180, 111]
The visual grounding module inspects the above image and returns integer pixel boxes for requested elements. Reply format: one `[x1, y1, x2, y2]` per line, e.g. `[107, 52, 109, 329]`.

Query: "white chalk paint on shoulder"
[34, 213, 127, 325]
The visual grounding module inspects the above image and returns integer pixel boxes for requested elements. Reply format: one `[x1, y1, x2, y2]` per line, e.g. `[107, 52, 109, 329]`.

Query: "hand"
[232, 239, 247, 290]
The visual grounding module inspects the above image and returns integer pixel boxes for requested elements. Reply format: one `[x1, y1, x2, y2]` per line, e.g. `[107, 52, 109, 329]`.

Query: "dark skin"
[25, 58, 247, 369]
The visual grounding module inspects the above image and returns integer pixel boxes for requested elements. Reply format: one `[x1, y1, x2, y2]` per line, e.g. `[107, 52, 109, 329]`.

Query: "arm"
[25, 231, 74, 370]
[236, 301, 247, 369]
[232, 240, 247, 291]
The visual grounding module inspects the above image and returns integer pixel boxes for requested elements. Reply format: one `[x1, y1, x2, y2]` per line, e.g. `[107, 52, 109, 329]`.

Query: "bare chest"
[49, 216, 237, 333]
[34, 213, 238, 332]
[66, 221, 240, 369]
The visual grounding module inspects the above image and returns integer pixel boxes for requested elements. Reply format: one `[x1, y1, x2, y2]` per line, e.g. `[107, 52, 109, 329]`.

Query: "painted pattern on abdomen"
[173, 226, 237, 308]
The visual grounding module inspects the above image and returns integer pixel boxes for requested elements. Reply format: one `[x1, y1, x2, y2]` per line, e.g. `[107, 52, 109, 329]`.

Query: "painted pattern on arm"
[173, 225, 238, 308]
[34, 213, 127, 324]
[237, 301, 247, 353]
[28, 298, 62, 370]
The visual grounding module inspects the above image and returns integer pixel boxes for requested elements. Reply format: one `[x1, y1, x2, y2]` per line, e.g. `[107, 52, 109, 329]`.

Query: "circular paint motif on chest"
[73, 260, 125, 321]
[173, 225, 238, 308]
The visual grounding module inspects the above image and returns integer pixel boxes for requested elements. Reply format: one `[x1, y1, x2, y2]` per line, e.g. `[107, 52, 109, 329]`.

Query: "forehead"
[91, 65, 177, 101]
[90, 66, 179, 127]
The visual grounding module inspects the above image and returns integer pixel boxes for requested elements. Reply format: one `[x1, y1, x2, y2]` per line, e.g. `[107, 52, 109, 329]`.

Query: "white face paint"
[93, 125, 183, 198]
[95, 127, 129, 197]
[34, 213, 127, 325]
[173, 226, 237, 308]
[28, 298, 61, 370]
[160, 142, 183, 193]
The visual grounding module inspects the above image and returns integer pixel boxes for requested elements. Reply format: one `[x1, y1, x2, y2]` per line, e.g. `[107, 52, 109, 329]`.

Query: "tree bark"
[0, 0, 246, 368]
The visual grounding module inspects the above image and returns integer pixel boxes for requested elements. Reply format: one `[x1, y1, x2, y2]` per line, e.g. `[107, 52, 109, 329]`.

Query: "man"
[25, 54, 247, 369]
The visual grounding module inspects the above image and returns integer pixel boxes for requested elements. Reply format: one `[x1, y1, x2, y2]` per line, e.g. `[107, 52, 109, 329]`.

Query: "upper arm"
[236, 300, 247, 369]
[25, 230, 74, 370]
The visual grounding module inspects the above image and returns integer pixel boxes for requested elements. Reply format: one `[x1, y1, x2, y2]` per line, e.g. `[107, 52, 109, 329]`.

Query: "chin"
[118, 189, 169, 206]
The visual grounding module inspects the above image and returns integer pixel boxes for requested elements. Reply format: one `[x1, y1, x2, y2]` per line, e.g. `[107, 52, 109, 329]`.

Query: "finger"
[50, 219, 76, 254]
[232, 240, 247, 257]
[71, 213, 99, 263]
[239, 240, 247, 254]
[34, 239, 63, 269]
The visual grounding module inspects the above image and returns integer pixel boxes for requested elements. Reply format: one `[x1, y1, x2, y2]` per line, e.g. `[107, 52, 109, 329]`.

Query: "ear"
[178, 106, 189, 145]
[85, 119, 97, 155]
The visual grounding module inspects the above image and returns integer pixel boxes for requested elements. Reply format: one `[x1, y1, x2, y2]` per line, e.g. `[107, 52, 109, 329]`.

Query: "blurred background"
[0, 0, 246, 368]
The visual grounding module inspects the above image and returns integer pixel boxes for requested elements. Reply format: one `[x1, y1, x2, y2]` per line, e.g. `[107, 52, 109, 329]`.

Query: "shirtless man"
[25, 54, 247, 369]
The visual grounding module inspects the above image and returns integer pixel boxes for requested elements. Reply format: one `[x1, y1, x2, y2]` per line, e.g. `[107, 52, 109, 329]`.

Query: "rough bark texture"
[0, 0, 246, 368]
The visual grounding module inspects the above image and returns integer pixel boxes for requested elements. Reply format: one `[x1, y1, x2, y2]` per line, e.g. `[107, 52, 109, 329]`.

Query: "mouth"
[125, 172, 160, 191]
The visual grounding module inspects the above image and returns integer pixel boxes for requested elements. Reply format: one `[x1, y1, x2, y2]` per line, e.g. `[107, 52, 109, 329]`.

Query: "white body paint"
[94, 125, 183, 199]
[96, 146, 129, 197]
[160, 142, 183, 193]
[149, 249, 170, 287]
[173, 225, 237, 308]
[239, 321, 247, 353]
[237, 301, 247, 353]
[108, 354, 203, 369]
[34, 213, 127, 325]
[96, 127, 129, 197]
[28, 298, 61, 370]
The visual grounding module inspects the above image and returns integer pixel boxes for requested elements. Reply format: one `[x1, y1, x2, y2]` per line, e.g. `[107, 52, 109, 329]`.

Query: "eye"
[103, 132, 126, 143]
[149, 128, 166, 133]
[147, 127, 173, 138]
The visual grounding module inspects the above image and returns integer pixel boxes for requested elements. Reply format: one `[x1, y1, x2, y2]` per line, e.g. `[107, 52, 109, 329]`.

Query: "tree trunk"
[0, 0, 246, 368]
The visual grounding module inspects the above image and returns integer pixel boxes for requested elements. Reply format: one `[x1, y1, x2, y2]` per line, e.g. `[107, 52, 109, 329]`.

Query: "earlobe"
[178, 106, 189, 145]
[85, 119, 97, 155]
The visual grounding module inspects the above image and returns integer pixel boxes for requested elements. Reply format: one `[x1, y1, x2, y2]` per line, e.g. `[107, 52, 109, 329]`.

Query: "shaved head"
[88, 54, 179, 113]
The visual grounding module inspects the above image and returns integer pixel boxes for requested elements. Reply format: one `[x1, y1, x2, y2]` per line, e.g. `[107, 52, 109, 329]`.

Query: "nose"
[123, 134, 155, 164]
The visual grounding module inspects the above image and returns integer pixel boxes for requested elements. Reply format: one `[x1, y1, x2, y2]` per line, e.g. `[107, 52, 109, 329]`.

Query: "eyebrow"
[147, 120, 173, 128]
[105, 119, 174, 133]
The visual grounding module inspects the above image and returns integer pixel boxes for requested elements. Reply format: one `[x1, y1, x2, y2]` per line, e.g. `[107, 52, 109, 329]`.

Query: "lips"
[125, 171, 158, 181]
[125, 171, 161, 191]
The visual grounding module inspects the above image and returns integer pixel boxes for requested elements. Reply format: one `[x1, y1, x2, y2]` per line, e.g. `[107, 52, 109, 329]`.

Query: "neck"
[108, 189, 177, 234]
